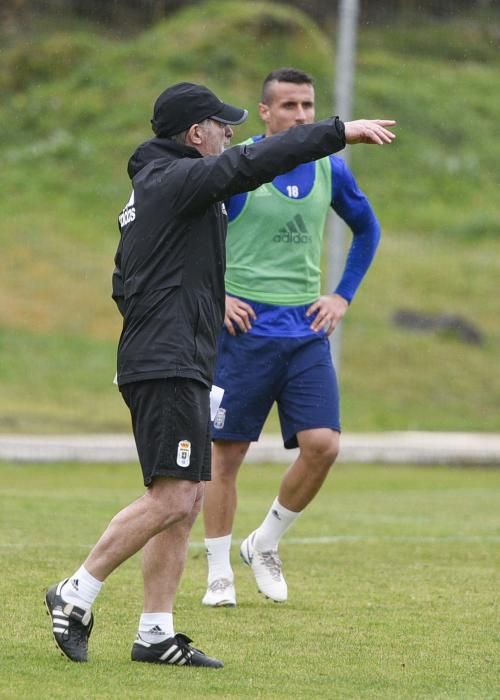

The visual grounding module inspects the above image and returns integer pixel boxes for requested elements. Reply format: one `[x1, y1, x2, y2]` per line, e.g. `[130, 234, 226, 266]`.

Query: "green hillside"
[1, 1, 499, 433]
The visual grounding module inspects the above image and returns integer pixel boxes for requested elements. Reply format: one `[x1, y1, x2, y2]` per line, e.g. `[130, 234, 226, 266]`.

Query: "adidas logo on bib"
[273, 214, 311, 244]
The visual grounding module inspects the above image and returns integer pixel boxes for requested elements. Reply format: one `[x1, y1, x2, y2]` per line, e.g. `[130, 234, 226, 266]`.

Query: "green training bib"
[225, 145, 332, 305]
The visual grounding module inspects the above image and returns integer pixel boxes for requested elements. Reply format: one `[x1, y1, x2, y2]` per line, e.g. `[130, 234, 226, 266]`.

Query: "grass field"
[1, 460, 498, 698]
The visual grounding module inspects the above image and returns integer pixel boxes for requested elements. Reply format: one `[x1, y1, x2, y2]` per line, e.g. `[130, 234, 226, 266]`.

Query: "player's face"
[259, 81, 315, 136]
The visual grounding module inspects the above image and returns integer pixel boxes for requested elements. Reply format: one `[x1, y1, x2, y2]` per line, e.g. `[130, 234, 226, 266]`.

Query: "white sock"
[253, 498, 301, 552]
[205, 534, 233, 583]
[60, 565, 103, 610]
[138, 612, 174, 644]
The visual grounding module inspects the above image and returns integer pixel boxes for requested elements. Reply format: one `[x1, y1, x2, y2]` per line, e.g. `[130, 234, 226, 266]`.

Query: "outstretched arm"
[173, 117, 396, 214]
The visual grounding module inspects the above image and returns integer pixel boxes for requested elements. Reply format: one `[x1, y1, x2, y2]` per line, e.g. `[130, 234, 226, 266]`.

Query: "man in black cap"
[44, 81, 395, 669]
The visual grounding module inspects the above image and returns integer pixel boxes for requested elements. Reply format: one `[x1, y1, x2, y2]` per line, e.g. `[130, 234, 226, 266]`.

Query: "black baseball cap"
[151, 82, 248, 138]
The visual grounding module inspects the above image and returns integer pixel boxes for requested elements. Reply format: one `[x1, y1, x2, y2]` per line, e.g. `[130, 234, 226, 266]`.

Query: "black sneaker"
[45, 580, 94, 662]
[131, 632, 223, 668]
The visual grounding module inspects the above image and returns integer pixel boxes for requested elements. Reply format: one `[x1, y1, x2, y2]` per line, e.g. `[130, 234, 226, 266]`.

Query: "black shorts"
[120, 378, 211, 486]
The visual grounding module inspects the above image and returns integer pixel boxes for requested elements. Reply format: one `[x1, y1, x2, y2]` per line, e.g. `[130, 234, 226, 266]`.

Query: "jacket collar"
[127, 137, 202, 179]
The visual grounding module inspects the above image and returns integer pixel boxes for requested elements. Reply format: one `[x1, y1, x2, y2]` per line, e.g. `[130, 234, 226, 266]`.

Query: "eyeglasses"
[208, 118, 229, 129]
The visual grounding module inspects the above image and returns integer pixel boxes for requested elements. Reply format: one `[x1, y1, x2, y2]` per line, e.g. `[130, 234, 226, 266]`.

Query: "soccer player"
[203, 68, 383, 606]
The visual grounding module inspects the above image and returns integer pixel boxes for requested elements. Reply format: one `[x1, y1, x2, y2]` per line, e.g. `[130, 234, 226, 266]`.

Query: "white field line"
[2, 432, 500, 464]
[2, 534, 499, 549]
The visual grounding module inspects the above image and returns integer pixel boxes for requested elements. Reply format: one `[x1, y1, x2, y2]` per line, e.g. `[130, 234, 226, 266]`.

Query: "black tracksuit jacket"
[112, 117, 346, 388]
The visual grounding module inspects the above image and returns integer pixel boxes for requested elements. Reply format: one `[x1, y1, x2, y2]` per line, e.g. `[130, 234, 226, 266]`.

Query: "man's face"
[198, 119, 233, 156]
[259, 81, 315, 136]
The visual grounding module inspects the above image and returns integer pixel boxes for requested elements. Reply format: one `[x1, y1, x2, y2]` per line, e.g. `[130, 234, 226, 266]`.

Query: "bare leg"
[203, 440, 250, 537]
[278, 428, 339, 511]
[84, 477, 200, 582]
[142, 482, 204, 612]
[242, 429, 339, 602]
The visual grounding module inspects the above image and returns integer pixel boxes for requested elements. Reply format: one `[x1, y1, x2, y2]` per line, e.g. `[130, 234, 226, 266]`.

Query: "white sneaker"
[202, 578, 236, 607]
[240, 531, 288, 602]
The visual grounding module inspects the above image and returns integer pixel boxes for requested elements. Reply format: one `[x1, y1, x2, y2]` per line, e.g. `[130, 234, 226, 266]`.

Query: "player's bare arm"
[345, 119, 396, 145]
[306, 293, 349, 335]
[224, 294, 257, 336]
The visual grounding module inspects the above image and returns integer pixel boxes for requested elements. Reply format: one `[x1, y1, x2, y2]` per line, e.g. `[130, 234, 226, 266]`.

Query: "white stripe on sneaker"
[160, 644, 178, 661]
[53, 618, 68, 626]
[168, 649, 183, 664]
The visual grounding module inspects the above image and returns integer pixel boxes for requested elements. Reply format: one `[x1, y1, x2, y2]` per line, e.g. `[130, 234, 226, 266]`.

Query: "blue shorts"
[212, 330, 340, 449]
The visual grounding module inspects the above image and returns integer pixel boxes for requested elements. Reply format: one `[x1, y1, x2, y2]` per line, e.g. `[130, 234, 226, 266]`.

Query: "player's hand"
[224, 294, 257, 336]
[344, 119, 396, 145]
[306, 293, 349, 335]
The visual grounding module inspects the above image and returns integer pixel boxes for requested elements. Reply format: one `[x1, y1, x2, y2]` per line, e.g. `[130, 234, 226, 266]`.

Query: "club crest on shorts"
[176, 440, 191, 467]
[213, 407, 226, 430]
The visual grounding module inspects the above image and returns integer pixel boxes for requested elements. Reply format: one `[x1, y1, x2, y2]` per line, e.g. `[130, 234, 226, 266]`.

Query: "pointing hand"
[344, 119, 396, 145]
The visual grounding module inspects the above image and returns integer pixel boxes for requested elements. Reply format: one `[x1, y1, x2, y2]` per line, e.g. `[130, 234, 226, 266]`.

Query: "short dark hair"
[261, 68, 314, 104]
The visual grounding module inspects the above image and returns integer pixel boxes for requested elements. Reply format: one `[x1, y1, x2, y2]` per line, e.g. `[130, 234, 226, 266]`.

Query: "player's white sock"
[253, 498, 300, 551]
[205, 534, 233, 582]
[138, 612, 174, 644]
[60, 565, 103, 610]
